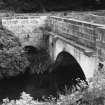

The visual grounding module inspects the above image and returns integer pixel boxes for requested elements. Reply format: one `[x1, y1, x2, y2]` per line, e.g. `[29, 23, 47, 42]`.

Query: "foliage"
[73, 66, 105, 105]
[26, 48, 52, 74]
[2, 76, 105, 105]
[2, 92, 57, 105]
[1, 0, 104, 12]
[1, 26, 105, 105]
[0, 27, 29, 79]
[1, 79, 88, 105]
[56, 77, 105, 105]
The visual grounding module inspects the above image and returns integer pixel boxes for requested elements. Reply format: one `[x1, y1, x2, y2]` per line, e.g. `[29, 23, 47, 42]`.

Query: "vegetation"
[25, 47, 52, 74]
[0, 0, 104, 12]
[0, 26, 29, 79]
[1, 66, 105, 105]
[1, 79, 105, 105]
[0, 24, 51, 77]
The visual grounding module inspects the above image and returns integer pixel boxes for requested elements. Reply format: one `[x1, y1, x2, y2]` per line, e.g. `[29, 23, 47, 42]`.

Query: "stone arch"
[51, 38, 97, 79]
[24, 45, 39, 54]
[51, 51, 88, 93]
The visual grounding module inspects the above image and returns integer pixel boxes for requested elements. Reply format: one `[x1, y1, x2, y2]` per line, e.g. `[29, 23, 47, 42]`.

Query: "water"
[0, 62, 87, 103]
[0, 49, 88, 103]
[0, 46, 55, 103]
[0, 71, 52, 102]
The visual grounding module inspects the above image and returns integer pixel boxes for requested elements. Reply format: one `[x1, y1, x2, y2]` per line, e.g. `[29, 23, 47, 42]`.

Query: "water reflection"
[0, 72, 51, 102]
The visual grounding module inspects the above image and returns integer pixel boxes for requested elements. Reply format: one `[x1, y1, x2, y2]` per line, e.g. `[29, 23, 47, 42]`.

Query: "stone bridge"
[45, 15, 105, 79]
[2, 12, 105, 80]
[1, 14, 48, 49]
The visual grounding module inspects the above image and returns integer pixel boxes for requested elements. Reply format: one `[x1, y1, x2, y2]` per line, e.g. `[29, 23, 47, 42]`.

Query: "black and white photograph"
[0, 0, 105, 105]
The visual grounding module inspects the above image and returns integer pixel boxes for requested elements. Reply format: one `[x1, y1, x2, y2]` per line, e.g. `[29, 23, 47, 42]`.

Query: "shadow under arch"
[23, 45, 39, 54]
[51, 51, 88, 93]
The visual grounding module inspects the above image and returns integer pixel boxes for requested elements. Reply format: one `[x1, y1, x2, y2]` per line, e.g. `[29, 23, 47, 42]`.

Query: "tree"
[2, 0, 47, 12]
[0, 26, 29, 79]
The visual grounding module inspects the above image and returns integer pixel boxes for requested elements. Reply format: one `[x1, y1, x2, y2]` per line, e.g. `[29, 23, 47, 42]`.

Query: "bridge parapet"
[1, 14, 48, 48]
[46, 15, 105, 65]
[95, 26, 105, 62]
[46, 16, 105, 50]
[46, 16, 105, 79]
[64, 13, 105, 25]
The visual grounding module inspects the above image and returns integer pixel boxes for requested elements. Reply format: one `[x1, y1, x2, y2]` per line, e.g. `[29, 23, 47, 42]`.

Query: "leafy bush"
[0, 27, 29, 79]
[26, 48, 52, 74]
[2, 92, 57, 105]
[74, 66, 105, 105]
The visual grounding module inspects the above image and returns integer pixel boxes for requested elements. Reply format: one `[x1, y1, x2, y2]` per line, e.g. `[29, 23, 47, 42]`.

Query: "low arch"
[51, 51, 88, 93]
[24, 45, 39, 54]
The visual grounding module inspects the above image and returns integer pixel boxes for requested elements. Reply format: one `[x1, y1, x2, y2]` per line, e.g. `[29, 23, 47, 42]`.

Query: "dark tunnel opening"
[24, 45, 39, 54]
[50, 51, 88, 94]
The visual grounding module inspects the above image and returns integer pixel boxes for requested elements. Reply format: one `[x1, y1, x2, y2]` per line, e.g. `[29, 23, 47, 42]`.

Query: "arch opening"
[51, 51, 88, 94]
[24, 45, 39, 54]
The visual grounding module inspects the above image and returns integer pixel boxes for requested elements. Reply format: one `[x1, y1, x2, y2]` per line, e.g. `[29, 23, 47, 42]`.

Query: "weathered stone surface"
[2, 15, 47, 48]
